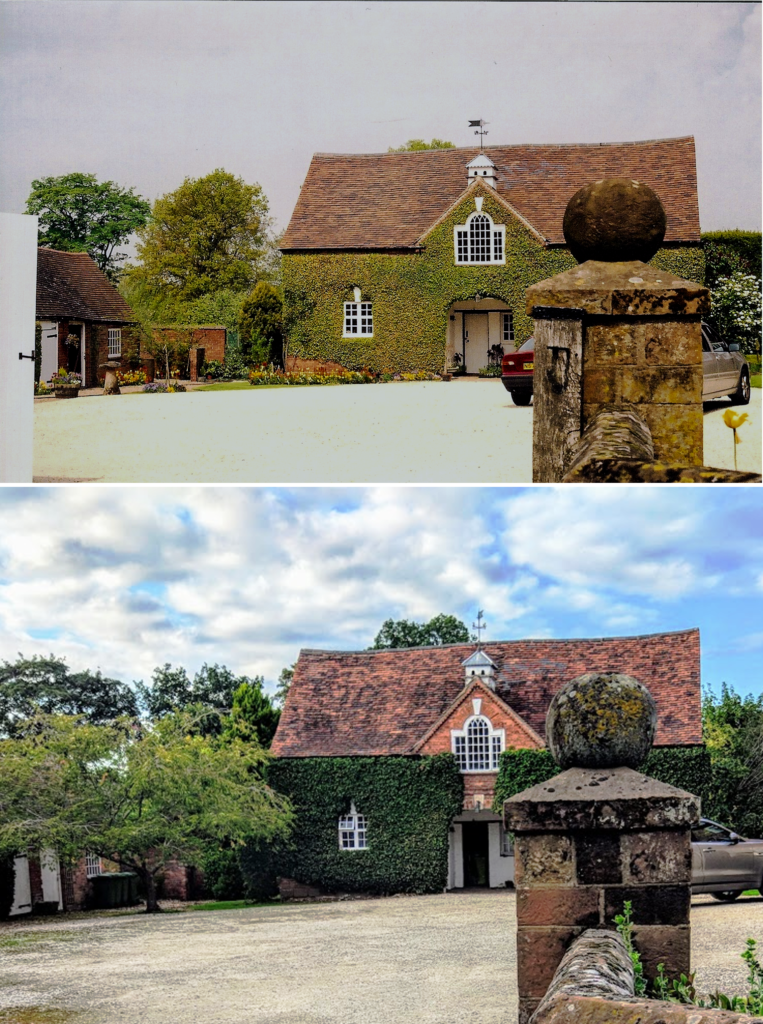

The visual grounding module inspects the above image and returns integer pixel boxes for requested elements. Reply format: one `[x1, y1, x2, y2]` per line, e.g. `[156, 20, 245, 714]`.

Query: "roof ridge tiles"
[297, 627, 698, 657]
[312, 136, 695, 158]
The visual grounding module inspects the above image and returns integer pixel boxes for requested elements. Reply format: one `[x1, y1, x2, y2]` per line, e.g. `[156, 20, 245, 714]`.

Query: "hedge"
[493, 746, 713, 813]
[702, 231, 762, 288]
[267, 755, 463, 894]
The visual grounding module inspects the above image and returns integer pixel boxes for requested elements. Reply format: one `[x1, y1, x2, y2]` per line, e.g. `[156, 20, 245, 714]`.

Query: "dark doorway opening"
[462, 821, 489, 887]
[66, 325, 82, 375]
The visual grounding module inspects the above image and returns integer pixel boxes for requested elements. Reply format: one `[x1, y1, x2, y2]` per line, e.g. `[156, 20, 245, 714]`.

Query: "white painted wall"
[488, 822, 514, 887]
[447, 824, 464, 889]
[40, 320, 58, 382]
[40, 849, 63, 909]
[0, 213, 38, 482]
[9, 856, 32, 916]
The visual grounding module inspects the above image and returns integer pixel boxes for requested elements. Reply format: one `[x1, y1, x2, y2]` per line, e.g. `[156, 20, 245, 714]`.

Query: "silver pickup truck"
[702, 322, 751, 405]
[692, 818, 763, 901]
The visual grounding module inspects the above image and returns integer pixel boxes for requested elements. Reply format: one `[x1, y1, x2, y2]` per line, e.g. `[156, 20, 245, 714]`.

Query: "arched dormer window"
[454, 210, 505, 266]
[451, 715, 505, 772]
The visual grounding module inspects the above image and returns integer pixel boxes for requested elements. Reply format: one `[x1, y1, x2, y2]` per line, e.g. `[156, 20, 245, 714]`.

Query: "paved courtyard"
[2, 892, 762, 1024]
[32, 382, 760, 483]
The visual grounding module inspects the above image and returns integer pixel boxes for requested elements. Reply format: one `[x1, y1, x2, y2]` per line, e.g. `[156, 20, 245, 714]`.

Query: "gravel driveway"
[2, 892, 762, 1024]
[33, 382, 760, 484]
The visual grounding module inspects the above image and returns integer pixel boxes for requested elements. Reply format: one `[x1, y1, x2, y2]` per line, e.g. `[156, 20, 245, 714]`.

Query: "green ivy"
[493, 746, 713, 812]
[267, 755, 463, 894]
[282, 183, 704, 374]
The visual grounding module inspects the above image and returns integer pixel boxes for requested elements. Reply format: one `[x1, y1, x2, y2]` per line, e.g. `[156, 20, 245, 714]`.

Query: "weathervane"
[469, 119, 489, 151]
[472, 609, 486, 648]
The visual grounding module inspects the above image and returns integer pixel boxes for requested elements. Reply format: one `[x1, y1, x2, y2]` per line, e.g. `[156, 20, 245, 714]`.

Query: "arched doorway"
[446, 298, 513, 375]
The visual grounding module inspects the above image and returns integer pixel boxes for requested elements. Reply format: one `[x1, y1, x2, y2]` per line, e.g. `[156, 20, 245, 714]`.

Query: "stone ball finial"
[562, 178, 667, 264]
[546, 671, 656, 769]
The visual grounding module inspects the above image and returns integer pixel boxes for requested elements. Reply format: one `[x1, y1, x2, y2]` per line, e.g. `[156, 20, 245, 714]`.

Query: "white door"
[40, 849, 62, 908]
[9, 856, 32, 916]
[40, 321, 59, 383]
[463, 314, 489, 374]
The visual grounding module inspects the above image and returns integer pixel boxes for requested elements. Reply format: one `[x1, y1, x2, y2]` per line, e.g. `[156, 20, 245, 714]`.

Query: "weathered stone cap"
[526, 260, 710, 317]
[504, 765, 700, 832]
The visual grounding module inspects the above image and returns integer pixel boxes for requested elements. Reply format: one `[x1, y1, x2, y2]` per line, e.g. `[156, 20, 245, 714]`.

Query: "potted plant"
[51, 368, 82, 398]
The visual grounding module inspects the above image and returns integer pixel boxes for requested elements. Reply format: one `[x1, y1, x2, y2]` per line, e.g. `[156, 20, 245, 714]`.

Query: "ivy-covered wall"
[282, 183, 705, 374]
[492, 746, 713, 814]
[268, 755, 463, 895]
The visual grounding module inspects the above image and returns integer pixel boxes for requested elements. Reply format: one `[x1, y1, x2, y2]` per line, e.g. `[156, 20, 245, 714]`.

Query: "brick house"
[271, 628, 701, 891]
[280, 136, 703, 375]
[36, 248, 139, 387]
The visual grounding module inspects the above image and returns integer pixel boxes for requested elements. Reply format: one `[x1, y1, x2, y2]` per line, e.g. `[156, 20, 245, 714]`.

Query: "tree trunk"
[144, 869, 161, 913]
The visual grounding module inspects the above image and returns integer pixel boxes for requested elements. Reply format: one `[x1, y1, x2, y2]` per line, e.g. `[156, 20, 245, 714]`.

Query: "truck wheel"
[731, 369, 751, 405]
[511, 390, 532, 407]
[710, 890, 743, 902]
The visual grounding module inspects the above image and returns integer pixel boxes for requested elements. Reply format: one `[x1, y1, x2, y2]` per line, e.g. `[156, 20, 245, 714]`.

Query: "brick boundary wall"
[530, 929, 762, 1024]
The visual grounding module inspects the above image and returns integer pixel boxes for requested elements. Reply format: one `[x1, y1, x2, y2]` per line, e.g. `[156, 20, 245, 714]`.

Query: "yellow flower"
[722, 410, 749, 431]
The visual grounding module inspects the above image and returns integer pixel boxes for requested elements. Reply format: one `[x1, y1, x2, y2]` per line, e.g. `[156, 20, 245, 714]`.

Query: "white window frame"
[451, 715, 505, 772]
[108, 327, 122, 358]
[85, 852, 103, 878]
[338, 802, 368, 850]
[343, 302, 373, 337]
[453, 212, 506, 266]
[502, 312, 514, 345]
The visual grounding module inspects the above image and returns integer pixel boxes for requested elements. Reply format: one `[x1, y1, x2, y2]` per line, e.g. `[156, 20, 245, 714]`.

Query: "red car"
[500, 337, 534, 405]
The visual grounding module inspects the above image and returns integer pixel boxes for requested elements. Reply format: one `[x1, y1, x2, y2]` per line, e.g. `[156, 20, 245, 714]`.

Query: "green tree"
[370, 614, 472, 649]
[702, 683, 763, 836]
[238, 282, 283, 364]
[135, 169, 271, 300]
[274, 664, 295, 709]
[222, 681, 280, 748]
[0, 712, 291, 912]
[25, 173, 150, 281]
[0, 655, 138, 736]
[388, 139, 455, 152]
[707, 273, 762, 356]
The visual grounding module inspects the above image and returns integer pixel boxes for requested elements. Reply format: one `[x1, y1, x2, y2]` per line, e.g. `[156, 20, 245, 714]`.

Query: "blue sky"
[0, 1, 760, 236]
[0, 485, 760, 701]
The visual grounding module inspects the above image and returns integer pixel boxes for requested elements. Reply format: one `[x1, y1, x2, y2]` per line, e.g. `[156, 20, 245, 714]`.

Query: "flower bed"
[142, 382, 187, 393]
[248, 368, 441, 386]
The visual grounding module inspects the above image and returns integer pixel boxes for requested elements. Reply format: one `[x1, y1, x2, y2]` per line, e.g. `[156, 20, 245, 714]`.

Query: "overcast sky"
[0, 1, 760, 244]
[0, 485, 760, 701]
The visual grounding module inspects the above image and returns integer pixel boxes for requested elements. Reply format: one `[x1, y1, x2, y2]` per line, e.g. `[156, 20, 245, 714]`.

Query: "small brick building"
[36, 248, 138, 387]
[272, 628, 702, 891]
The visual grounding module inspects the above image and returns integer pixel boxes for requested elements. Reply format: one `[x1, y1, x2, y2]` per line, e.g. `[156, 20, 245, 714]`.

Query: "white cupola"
[466, 152, 497, 189]
[461, 647, 497, 689]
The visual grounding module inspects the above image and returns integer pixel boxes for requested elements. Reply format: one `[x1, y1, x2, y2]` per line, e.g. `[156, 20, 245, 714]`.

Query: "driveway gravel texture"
[32, 381, 761, 483]
[1, 892, 762, 1024]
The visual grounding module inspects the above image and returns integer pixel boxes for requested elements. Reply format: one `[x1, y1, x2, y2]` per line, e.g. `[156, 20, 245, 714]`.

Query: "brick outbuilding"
[272, 628, 702, 890]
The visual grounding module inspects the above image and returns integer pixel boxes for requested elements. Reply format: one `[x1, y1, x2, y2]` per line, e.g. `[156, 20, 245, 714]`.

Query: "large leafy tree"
[137, 663, 279, 740]
[0, 712, 292, 912]
[702, 683, 763, 836]
[134, 169, 270, 300]
[388, 139, 455, 152]
[25, 173, 150, 281]
[370, 614, 472, 650]
[0, 655, 138, 737]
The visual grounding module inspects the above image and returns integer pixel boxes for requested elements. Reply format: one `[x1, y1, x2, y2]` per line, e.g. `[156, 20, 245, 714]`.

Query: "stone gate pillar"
[527, 178, 710, 482]
[504, 672, 700, 1024]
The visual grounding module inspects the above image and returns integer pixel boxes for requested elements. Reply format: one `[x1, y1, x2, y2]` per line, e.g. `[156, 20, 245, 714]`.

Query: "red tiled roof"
[280, 137, 700, 250]
[36, 249, 137, 322]
[271, 628, 701, 757]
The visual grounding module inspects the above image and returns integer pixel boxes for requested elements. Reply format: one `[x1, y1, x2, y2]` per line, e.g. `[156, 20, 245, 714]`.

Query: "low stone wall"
[562, 409, 762, 483]
[530, 929, 762, 1024]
